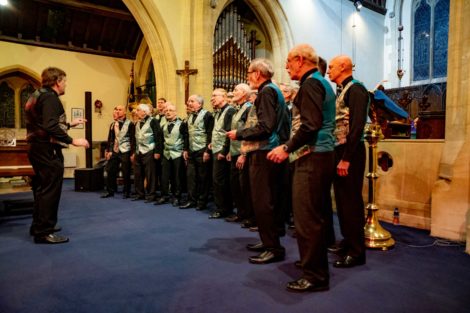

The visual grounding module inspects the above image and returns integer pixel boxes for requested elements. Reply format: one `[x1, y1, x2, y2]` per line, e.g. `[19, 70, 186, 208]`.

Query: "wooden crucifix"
[176, 60, 198, 103]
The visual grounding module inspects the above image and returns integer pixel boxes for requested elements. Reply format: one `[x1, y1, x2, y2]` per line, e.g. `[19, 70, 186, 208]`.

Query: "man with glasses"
[268, 44, 336, 292]
[227, 58, 288, 264]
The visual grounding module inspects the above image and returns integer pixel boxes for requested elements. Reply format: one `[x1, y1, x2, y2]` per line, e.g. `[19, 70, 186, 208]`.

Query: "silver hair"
[193, 94, 204, 106]
[250, 58, 274, 78]
[137, 103, 151, 115]
[235, 83, 251, 94]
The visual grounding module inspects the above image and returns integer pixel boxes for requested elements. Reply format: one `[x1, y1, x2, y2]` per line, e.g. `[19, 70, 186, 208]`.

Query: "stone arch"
[0, 65, 40, 86]
[122, 0, 178, 106]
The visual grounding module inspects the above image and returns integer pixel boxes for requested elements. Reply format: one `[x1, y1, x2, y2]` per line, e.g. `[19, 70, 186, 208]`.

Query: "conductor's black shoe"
[179, 201, 196, 209]
[249, 251, 285, 264]
[286, 278, 329, 293]
[333, 255, 366, 268]
[154, 197, 169, 205]
[246, 241, 265, 252]
[100, 192, 114, 198]
[34, 234, 69, 244]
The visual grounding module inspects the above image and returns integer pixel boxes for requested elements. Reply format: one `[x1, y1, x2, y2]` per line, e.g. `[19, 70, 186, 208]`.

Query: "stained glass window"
[412, 0, 449, 82]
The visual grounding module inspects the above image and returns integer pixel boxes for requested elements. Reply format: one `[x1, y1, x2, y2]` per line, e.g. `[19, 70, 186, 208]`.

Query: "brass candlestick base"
[364, 203, 395, 250]
[364, 123, 395, 250]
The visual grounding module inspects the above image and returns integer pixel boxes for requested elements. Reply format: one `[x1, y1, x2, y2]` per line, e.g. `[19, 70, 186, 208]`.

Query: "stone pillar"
[430, 1, 470, 253]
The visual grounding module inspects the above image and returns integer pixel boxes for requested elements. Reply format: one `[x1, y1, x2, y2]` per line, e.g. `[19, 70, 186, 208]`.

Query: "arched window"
[412, 0, 449, 83]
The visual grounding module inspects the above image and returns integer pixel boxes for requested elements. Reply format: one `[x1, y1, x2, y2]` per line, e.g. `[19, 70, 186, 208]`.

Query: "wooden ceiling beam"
[32, 0, 135, 21]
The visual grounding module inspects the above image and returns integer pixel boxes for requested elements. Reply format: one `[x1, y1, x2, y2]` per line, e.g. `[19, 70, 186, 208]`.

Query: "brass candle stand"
[364, 123, 395, 250]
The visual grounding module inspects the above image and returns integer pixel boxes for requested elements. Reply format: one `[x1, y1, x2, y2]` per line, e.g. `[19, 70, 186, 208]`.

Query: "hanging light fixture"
[354, 0, 363, 11]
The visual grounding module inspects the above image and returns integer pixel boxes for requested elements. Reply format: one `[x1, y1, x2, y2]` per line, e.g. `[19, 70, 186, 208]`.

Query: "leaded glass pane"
[0, 82, 15, 128]
[413, 0, 431, 81]
[433, 0, 449, 78]
[20, 84, 35, 128]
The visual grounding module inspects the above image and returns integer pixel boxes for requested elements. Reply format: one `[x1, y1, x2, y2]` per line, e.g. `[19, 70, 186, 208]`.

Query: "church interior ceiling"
[0, 0, 143, 59]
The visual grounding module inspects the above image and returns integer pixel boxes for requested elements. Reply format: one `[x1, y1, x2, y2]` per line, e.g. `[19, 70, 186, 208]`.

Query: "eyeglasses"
[286, 56, 300, 64]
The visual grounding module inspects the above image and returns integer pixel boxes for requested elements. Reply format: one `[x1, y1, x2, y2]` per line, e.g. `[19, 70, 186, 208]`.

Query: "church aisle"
[0, 179, 469, 313]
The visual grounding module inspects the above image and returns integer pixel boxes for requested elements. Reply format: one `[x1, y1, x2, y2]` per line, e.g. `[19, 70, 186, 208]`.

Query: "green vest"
[289, 71, 336, 162]
[135, 117, 155, 154]
[212, 105, 234, 154]
[156, 114, 168, 129]
[118, 119, 132, 153]
[188, 109, 208, 152]
[163, 119, 184, 160]
[240, 83, 286, 153]
[230, 101, 251, 156]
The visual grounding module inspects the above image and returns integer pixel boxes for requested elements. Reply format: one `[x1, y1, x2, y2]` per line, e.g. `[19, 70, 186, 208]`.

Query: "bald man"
[268, 44, 335, 292]
[327, 55, 369, 268]
[102, 105, 135, 198]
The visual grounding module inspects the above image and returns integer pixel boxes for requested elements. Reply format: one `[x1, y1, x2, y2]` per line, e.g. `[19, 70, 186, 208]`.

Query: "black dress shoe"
[333, 255, 366, 268]
[294, 260, 302, 268]
[154, 197, 168, 205]
[34, 234, 69, 244]
[249, 226, 259, 232]
[145, 197, 157, 203]
[286, 278, 329, 293]
[172, 199, 180, 207]
[241, 219, 256, 228]
[53, 225, 62, 233]
[179, 202, 196, 209]
[131, 196, 145, 201]
[100, 192, 114, 198]
[225, 214, 242, 223]
[123, 193, 130, 199]
[246, 241, 265, 252]
[249, 251, 285, 264]
[209, 211, 228, 219]
[196, 205, 207, 211]
[328, 244, 346, 255]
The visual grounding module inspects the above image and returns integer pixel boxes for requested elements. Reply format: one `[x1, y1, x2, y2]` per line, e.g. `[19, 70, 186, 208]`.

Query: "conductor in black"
[25, 67, 89, 244]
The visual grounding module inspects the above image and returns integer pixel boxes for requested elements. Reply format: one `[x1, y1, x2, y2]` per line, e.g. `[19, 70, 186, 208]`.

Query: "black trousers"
[161, 156, 184, 199]
[105, 151, 131, 195]
[248, 150, 284, 253]
[230, 155, 253, 220]
[28, 142, 64, 236]
[333, 142, 366, 259]
[293, 151, 335, 283]
[134, 151, 157, 199]
[186, 150, 211, 207]
[212, 155, 232, 214]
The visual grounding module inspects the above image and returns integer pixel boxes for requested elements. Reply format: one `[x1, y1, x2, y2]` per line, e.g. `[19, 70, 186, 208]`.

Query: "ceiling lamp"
[354, 0, 363, 11]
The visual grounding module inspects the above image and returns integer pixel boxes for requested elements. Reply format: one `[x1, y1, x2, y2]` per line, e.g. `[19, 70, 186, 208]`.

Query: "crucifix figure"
[176, 60, 198, 103]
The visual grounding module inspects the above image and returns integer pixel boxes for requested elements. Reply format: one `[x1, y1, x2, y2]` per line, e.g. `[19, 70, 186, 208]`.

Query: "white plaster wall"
[279, 0, 386, 90]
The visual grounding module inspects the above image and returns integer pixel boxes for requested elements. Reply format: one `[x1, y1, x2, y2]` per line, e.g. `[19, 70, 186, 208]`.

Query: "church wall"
[0, 41, 133, 176]
[371, 139, 444, 229]
[279, 0, 385, 90]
